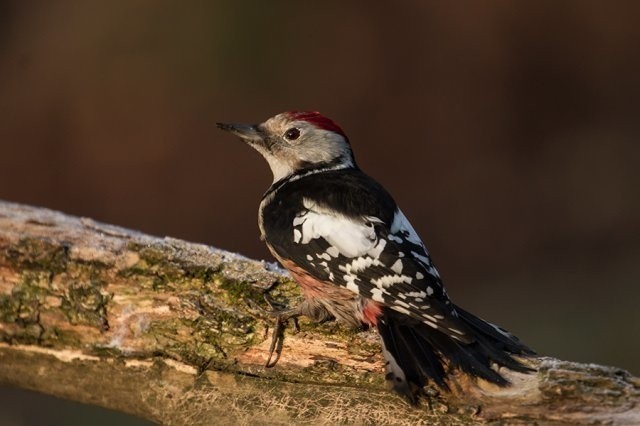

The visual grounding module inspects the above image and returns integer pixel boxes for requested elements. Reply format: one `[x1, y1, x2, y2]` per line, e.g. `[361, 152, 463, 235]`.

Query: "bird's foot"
[263, 293, 303, 367]
[245, 293, 302, 368]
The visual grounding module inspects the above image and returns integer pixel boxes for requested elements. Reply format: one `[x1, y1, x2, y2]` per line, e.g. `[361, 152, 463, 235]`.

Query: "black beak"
[216, 122, 263, 144]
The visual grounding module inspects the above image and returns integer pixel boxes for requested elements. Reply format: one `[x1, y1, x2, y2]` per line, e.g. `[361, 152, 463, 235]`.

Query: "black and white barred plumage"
[219, 111, 534, 402]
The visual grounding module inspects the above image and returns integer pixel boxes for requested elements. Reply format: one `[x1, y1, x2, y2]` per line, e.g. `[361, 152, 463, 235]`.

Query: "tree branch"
[0, 200, 637, 425]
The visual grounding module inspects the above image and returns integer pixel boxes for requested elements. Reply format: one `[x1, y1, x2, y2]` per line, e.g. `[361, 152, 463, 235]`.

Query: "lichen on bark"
[0, 200, 638, 425]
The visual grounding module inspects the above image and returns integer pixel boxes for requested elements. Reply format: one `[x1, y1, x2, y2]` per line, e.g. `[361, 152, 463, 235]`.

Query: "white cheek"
[261, 153, 294, 182]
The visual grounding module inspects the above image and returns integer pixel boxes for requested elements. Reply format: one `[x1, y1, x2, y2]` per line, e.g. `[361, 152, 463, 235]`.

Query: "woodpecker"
[218, 111, 534, 402]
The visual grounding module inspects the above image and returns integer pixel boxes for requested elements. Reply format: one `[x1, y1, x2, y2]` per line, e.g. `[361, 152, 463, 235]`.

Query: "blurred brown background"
[1, 1, 639, 424]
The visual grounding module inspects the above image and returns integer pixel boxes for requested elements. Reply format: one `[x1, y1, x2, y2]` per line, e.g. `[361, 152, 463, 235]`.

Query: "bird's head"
[217, 111, 355, 182]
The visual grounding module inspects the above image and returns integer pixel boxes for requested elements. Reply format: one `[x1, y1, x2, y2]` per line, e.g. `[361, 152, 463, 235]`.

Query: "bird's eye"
[284, 127, 301, 141]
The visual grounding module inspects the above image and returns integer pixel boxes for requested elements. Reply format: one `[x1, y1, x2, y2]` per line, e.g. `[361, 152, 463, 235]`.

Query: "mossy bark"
[0, 200, 637, 425]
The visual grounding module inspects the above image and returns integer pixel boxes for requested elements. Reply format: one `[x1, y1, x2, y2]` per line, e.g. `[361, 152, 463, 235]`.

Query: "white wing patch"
[293, 198, 380, 258]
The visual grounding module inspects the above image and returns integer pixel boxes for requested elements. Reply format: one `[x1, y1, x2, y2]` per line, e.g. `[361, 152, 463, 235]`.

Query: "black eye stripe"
[284, 127, 301, 141]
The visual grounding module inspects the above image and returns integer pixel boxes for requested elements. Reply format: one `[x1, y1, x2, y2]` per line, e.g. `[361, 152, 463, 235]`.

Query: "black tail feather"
[406, 328, 448, 389]
[377, 315, 419, 401]
[414, 324, 510, 386]
[377, 306, 535, 402]
[455, 306, 536, 373]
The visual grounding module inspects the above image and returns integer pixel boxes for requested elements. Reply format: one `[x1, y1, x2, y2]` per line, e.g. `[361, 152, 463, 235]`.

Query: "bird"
[217, 111, 534, 403]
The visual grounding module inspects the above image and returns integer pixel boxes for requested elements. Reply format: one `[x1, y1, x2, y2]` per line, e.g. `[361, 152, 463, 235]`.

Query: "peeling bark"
[0, 200, 637, 425]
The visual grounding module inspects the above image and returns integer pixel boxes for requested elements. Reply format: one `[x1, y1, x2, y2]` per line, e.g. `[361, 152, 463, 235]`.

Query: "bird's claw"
[244, 295, 301, 368]
[264, 307, 300, 368]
